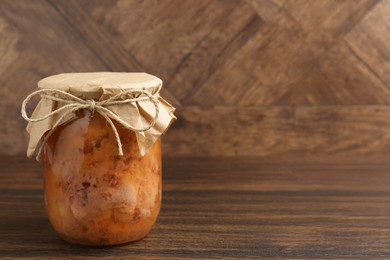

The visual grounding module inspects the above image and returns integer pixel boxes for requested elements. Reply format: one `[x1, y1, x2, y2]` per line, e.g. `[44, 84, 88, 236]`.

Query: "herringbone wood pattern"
[1, 0, 390, 156]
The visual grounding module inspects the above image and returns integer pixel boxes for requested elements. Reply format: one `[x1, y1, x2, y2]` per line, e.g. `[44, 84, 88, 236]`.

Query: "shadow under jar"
[43, 109, 162, 245]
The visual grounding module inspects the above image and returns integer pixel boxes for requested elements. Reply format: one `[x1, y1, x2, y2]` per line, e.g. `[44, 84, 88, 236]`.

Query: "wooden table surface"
[2, 155, 390, 259]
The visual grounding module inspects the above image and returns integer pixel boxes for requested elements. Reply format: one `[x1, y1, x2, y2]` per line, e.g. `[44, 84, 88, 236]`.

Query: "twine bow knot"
[88, 99, 96, 111]
[21, 88, 160, 160]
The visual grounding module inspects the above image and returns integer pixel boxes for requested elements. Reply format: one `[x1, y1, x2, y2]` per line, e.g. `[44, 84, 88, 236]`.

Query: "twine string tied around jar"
[21, 88, 160, 160]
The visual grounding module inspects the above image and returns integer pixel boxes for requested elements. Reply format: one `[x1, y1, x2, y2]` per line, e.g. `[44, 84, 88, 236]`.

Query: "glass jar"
[43, 109, 161, 245]
[22, 72, 176, 246]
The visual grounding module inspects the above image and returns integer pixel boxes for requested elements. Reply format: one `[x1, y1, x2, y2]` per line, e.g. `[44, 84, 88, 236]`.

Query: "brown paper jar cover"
[22, 72, 176, 245]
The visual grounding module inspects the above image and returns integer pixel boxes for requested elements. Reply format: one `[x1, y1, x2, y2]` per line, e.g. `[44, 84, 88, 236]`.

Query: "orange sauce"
[43, 109, 161, 245]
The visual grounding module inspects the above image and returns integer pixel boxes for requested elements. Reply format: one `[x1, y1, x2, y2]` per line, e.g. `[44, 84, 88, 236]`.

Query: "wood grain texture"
[2, 155, 390, 259]
[164, 106, 390, 157]
[1, 0, 390, 157]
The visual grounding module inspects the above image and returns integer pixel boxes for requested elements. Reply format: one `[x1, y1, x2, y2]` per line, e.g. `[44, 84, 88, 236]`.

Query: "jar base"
[57, 231, 150, 246]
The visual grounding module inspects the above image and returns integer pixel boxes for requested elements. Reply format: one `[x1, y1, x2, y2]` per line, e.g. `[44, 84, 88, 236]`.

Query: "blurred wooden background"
[1, 0, 390, 157]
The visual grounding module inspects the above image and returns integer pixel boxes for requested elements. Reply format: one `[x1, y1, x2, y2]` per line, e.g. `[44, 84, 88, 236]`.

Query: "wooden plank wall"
[1, 0, 390, 157]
